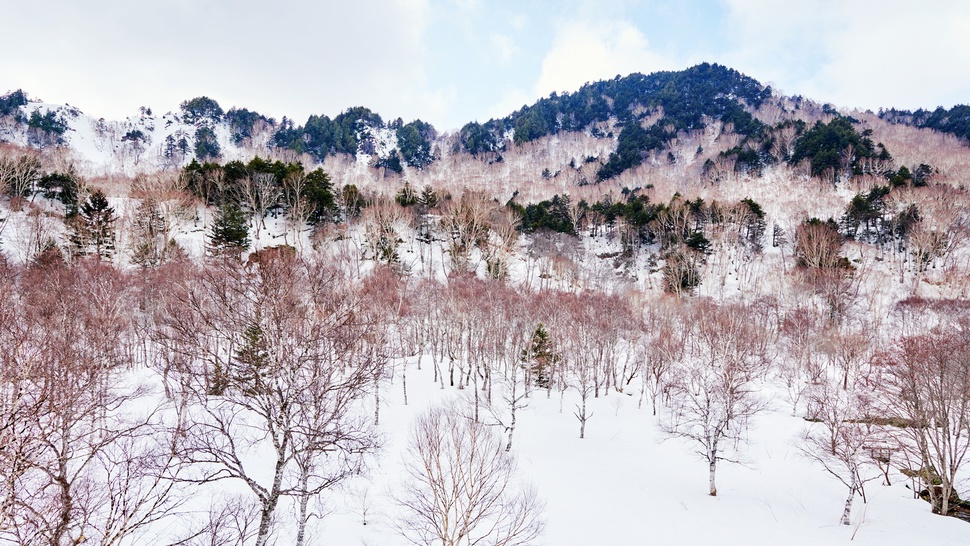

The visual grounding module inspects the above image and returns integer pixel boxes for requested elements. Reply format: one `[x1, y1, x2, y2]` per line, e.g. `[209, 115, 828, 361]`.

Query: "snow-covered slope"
[0, 101, 273, 175]
[232, 358, 970, 546]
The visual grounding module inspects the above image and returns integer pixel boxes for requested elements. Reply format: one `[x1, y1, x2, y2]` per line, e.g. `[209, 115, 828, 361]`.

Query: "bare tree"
[662, 301, 769, 496]
[179, 496, 261, 546]
[440, 191, 493, 275]
[639, 302, 687, 415]
[394, 401, 544, 546]
[0, 147, 40, 200]
[881, 331, 970, 516]
[801, 373, 879, 525]
[0, 260, 185, 546]
[776, 307, 824, 415]
[282, 172, 313, 249]
[238, 173, 281, 242]
[156, 254, 382, 546]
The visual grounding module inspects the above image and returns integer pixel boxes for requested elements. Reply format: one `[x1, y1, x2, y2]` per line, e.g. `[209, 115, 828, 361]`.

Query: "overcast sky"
[2, 0, 968, 131]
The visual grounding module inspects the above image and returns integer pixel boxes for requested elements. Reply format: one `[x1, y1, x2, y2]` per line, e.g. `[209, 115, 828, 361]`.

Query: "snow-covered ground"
[273, 358, 969, 546]
[4, 94, 970, 546]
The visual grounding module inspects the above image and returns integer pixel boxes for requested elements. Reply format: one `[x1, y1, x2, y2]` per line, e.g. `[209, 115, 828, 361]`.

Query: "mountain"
[7, 62, 952, 180]
[5, 63, 970, 546]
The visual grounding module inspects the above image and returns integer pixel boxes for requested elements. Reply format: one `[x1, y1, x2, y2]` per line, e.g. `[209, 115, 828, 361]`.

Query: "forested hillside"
[3, 64, 970, 545]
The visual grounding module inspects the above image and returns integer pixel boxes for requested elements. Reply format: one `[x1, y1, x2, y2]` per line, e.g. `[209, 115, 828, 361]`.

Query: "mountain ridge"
[0, 63, 966, 180]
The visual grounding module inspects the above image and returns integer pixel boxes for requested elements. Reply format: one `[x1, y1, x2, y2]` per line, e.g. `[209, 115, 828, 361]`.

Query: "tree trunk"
[402, 367, 408, 406]
[708, 458, 717, 496]
[507, 405, 517, 452]
[374, 378, 380, 426]
[256, 454, 286, 546]
[840, 486, 854, 525]
[255, 502, 275, 546]
[295, 469, 311, 546]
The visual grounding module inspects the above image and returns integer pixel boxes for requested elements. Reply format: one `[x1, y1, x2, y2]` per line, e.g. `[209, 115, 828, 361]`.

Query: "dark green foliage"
[273, 107, 383, 161]
[513, 102, 557, 144]
[721, 145, 768, 175]
[457, 121, 500, 155]
[225, 107, 274, 144]
[233, 321, 270, 396]
[209, 200, 250, 254]
[395, 182, 418, 207]
[790, 117, 877, 179]
[122, 129, 145, 142]
[737, 198, 767, 251]
[342, 184, 364, 219]
[842, 185, 890, 241]
[395, 119, 436, 168]
[163, 132, 191, 163]
[685, 231, 711, 254]
[180, 96, 224, 124]
[888, 164, 933, 188]
[513, 64, 767, 147]
[597, 123, 668, 180]
[889, 166, 912, 188]
[576, 190, 662, 244]
[521, 323, 558, 389]
[509, 194, 575, 235]
[880, 105, 970, 143]
[740, 197, 764, 219]
[0, 89, 28, 118]
[71, 190, 116, 259]
[593, 64, 769, 180]
[449, 63, 768, 179]
[194, 126, 221, 160]
[38, 171, 80, 216]
[375, 150, 403, 174]
[183, 159, 225, 206]
[893, 204, 921, 240]
[840, 185, 926, 251]
[27, 110, 68, 144]
[183, 157, 336, 223]
[419, 185, 438, 209]
[303, 168, 337, 223]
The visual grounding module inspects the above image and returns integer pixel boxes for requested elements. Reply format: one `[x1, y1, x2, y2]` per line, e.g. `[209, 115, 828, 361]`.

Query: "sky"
[1, 0, 968, 131]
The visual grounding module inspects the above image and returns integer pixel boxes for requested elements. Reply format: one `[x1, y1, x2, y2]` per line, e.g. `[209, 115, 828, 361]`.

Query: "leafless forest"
[3, 96, 970, 544]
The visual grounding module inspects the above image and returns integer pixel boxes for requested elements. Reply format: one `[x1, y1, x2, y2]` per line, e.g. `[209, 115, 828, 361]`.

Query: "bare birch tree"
[156, 254, 382, 546]
[394, 401, 544, 546]
[881, 331, 970, 516]
[662, 301, 769, 496]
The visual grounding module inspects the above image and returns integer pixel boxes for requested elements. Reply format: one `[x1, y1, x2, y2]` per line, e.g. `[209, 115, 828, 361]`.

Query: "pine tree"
[209, 200, 250, 255]
[521, 323, 558, 389]
[70, 189, 116, 259]
[233, 321, 270, 396]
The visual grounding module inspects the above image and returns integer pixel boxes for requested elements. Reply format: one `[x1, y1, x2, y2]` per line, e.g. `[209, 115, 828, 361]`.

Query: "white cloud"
[719, 0, 970, 110]
[486, 88, 534, 120]
[533, 20, 676, 98]
[0, 0, 438, 124]
[490, 33, 518, 66]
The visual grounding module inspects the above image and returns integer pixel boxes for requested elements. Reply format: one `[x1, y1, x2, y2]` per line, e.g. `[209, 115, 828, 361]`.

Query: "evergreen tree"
[194, 126, 221, 160]
[70, 190, 116, 259]
[395, 182, 418, 207]
[521, 323, 558, 389]
[209, 200, 251, 255]
[233, 321, 270, 396]
[418, 185, 438, 209]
